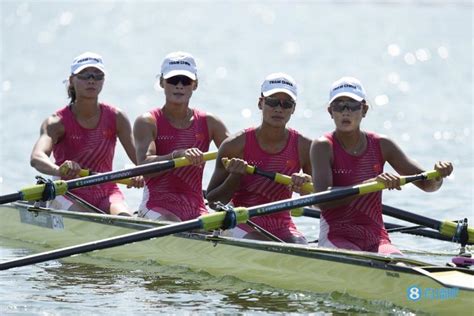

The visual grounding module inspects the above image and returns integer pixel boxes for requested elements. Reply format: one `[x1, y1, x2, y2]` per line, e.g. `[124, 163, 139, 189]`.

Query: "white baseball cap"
[329, 76, 366, 104]
[261, 72, 297, 101]
[70, 52, 106, 75]
[160, 51, 197, 80]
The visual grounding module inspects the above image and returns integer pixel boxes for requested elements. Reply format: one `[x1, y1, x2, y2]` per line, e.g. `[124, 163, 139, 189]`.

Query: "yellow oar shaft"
[0, 170, 440, 270]
[222, 157, 314, 192]
[70, 151, 219, 186]
[1, 151, 217, 204]
[226, 157, 472, 243]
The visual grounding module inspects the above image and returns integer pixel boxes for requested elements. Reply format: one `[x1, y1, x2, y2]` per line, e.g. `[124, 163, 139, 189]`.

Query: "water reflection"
[1, 247, 410, 314]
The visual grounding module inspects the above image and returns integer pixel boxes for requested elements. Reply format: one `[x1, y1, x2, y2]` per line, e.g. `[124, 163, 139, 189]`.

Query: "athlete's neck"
[162, 104, 193, 129]
[71, 99, 100, 119]
[256, 125, 289, 153]
[162, 103, 191, 120]
[335, 130, 366, 155]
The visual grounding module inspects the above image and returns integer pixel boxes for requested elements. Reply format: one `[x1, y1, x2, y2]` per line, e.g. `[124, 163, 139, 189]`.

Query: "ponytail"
[67, 79, 76, 104]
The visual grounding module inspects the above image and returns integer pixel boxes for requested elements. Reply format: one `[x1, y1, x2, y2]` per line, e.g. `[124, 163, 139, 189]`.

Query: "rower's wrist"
[54, 166, 62, 177]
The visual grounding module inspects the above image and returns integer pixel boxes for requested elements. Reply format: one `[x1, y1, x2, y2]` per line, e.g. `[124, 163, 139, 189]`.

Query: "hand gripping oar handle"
[0, 170, 428, 271]
[0, 151, 217, 205]
[223, 158, 442, 194]
[241, 171, 439, 219]
[221, 157, 315, 193]
[233, 161, 473, 244]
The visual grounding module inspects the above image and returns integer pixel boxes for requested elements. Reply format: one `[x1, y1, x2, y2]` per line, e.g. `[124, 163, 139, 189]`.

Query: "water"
[0, 0, 472, 314]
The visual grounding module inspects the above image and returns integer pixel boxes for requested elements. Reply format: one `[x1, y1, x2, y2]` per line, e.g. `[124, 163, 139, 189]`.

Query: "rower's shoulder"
[312, 134, 332, 147]
[202, 110, 221, 121]
[43, 112, 64, 128]
[297, 132, 312, 150]
[376, 133, 398, 149]
[310, 135, 334, 160]
[219, 130, 246, 155]
[203, 111, 228, 130]
[41, 113, 64, 136]
[135, 111, 156, 125]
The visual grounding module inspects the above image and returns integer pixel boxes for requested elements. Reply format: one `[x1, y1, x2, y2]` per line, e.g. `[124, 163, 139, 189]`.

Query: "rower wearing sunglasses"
[206, 73, 312, 244]
[30, 52, 143, 216]
[134, 51, 229, 222]
[310, 76, 453, 254]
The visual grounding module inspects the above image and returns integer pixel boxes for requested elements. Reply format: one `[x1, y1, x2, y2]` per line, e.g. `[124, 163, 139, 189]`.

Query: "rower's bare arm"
[30, 115, 64, 177]
[206, 133, 245, 206]
[292, 135, 313, 195]
[133, 113, 171, 179]
[116, 110, 144, 187]
[310, 137, 355, 209]
[206, 113, 230, 148]
[116, 109, 138, 165]
[380, 136, 452, 192]
[133, 113, 167, 165]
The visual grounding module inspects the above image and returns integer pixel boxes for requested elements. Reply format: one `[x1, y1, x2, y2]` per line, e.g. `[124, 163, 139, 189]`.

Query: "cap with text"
[261, 72, 297, 101]
[71, 52, 106, 75]
[161, 51, 197, 80]
[329, 76, 366, 104]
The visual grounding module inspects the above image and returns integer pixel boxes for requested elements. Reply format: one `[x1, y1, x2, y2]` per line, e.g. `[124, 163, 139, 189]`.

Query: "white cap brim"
[72, 64, 106, 75]
[262, 88, 297, 101]
[329, 92, 364, 104]
[162, 70, 196, 80]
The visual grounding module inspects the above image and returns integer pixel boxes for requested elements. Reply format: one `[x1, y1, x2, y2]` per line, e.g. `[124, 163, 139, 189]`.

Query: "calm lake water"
[0, 0, 472, 314]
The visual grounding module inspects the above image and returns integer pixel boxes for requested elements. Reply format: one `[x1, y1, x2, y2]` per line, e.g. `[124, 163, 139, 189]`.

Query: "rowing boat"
[0, 202, 472, 314]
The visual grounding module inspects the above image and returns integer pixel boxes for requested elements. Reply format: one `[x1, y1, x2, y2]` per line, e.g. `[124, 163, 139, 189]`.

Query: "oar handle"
[0, 169, 447, 270]
[224, 159, 462, 240]
[221, 157, 314, 193]
[200, 172, 433, 231]
[1, 151, 218, 205]
[72, 152, 218, 186]
[175, 151, 217, 168]
[221, 157, 256, 174]
[231, 160, 440, 196]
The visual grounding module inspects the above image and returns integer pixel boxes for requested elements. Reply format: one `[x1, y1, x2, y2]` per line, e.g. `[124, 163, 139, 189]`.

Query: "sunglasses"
[165, 75, 193, 86]
[75, 72, 105, 81]
[264, 97, 295, 109]
[331, 99, 363, 112]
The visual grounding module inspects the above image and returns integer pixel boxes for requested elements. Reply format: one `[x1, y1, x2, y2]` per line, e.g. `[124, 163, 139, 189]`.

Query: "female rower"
[134, 51, 229, 222]
[30, 52, 143, 216]
[310, 76, 453, 254]
[206, 73, 312, 244]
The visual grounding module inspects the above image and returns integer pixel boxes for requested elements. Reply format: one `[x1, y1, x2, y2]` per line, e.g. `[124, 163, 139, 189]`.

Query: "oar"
[0, 151, 217, 205]
[75, 168, 133, 186]
[382, 204, 473, 244]
[0, 170, 435, 270]
[225, 159, 473, 244]
[222, 158, 314, 193]
[291, 207, 468, 244]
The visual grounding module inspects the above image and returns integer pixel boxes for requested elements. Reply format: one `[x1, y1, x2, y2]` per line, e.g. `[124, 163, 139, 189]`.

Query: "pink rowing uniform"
[231, 127, 305, 241]
[140, 108, 210, 221]
[52, 103, 124, 212]
[319, 131, 401, 255]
